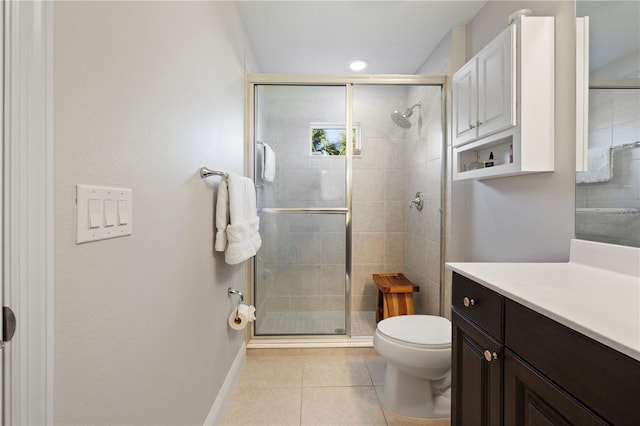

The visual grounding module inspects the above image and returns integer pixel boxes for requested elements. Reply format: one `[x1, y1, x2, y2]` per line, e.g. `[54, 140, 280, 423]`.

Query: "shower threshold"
[247, 335, 374, 349]
[249, 310, 377, 348]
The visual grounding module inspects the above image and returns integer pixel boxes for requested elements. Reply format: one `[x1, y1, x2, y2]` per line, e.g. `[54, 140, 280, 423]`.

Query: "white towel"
[215, 173, 262, 265]
[214, 179, 229, 252]
[262, 142, 276, 183]
[576, 146, 611, 184]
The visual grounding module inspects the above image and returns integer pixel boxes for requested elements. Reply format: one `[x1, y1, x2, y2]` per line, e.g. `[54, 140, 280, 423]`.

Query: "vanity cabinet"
[452, 272, 640, 426]
[452, 16, 555, 181]
[451, 273, 504, 426]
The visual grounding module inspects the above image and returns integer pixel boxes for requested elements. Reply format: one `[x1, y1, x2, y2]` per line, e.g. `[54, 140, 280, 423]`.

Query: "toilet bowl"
[373, 315, 452, 419]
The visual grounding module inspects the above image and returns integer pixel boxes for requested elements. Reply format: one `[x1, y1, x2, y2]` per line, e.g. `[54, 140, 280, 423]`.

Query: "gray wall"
[456, 1, 577, 262]
[54, 1, 255, 423]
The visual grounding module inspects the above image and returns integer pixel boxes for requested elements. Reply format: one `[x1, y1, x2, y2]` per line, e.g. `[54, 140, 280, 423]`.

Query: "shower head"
[390, 102, 422, 129]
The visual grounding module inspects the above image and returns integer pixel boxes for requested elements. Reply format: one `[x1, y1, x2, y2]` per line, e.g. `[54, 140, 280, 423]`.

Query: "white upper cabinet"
[453, 59, 478, 145]
[477, 26, 516, 139]
[452, 16, 555, 181]
[454, 26, 515, 146]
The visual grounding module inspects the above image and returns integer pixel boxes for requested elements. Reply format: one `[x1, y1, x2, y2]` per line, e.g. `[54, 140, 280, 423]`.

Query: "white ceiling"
[236, 1, 487, 75]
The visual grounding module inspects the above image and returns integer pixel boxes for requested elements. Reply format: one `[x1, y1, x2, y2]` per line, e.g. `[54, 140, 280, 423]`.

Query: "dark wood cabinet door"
[452, 310, 502, 426]
[504, 350, 609, 426]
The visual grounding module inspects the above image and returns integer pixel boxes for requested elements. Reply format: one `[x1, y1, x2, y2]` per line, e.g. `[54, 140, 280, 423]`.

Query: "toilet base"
[383, 364, 451, 419]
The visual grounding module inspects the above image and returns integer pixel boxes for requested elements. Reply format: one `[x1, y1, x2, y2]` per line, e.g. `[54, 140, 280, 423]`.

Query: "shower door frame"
[246, 74, 449, 344]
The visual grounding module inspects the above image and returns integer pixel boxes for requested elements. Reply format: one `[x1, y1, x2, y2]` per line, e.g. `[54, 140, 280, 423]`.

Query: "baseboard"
[203, 342, 246, 426]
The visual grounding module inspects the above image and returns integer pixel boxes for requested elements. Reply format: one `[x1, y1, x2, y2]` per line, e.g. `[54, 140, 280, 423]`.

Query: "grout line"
[365, 357, 391, 425]
[299, 356, 305, 426]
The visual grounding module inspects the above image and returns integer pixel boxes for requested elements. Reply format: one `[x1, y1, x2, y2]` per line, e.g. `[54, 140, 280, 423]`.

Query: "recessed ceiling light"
[350, 60, 367, 71]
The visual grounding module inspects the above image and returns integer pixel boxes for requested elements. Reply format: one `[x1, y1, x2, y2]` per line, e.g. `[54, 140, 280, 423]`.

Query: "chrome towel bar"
[200, 167, 228, 179]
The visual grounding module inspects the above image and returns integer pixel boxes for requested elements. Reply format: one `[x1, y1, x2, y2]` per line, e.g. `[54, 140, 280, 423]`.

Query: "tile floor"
[222, 351, 451, 426]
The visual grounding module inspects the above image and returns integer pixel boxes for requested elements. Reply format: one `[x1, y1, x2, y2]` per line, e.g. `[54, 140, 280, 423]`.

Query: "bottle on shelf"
[484, 152, 497, 168]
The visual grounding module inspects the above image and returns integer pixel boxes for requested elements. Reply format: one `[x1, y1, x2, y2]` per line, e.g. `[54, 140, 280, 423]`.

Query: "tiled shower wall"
[575, 87, 640, 247]
[403, 86, 443, 315]
[351, 86, 410, 312]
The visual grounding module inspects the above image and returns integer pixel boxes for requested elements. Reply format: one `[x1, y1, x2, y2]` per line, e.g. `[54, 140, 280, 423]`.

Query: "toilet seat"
[377, 315, 451, 349]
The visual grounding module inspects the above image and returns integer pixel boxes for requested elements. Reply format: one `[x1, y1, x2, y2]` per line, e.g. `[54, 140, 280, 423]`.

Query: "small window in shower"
[310, 123, 361, 156]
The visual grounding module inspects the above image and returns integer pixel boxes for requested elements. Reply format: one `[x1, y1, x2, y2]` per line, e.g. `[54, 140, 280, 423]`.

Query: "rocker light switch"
[104, 199, 116, 227]
[117, 200, 129, 225]
[76, 185, 133, 244]
[88, 199, 101, 228]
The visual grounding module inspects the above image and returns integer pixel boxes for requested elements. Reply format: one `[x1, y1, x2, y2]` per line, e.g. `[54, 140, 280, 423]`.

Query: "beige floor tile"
[364, 357, 386, 386]
[375, 386, 451, 426]
[384, 410, 451, 426]
[237, 357, 304, 388]
[303, 357, 372, 387]
[301, 386, 386, 425]
[222, 387, 302, 425]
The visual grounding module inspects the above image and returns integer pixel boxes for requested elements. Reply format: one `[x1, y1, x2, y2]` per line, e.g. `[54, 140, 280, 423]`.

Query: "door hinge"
[3, 306, 16, 342]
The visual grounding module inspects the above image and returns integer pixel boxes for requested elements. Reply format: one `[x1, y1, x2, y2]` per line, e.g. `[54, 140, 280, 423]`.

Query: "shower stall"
[247, 75, 447, 342]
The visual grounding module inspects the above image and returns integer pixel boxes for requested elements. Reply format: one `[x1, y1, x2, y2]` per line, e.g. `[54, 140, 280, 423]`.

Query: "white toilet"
[373, 314, 452, 419]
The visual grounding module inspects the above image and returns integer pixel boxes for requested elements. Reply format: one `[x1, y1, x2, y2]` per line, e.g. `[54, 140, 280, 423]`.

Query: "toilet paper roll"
[228, 304, 256, 330]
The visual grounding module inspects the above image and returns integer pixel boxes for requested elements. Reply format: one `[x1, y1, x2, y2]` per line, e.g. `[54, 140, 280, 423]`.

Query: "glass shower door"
[253, 85, 348, 336]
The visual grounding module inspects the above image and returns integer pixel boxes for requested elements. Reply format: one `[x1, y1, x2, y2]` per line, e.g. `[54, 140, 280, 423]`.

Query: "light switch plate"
[76, 185, 133, 244]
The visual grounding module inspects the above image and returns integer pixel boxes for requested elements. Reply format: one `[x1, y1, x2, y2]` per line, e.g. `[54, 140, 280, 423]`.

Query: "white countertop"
[447, 241, 640, 361]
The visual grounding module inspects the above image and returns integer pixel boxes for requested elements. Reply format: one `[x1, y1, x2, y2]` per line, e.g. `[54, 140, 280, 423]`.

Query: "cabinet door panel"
[478, 25, 515, 138]
[505, 300, 640, 425]
[504, 350, 609, 426]
[452, 310, 502, 426]
[453, 59, 478, 146]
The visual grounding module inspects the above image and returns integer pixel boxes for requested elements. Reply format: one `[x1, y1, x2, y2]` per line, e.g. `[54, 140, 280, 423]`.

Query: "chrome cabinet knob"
[469, 123, 475, 129]
[484, 350, 498, 362]
[463, 297, 475, 307]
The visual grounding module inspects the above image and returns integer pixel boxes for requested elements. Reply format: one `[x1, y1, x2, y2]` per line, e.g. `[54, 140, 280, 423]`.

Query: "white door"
[477, 25, 516, 138]
[452, 58, 478, 146]
[0, 0, 5, 418]
[3, 1, 53, 424]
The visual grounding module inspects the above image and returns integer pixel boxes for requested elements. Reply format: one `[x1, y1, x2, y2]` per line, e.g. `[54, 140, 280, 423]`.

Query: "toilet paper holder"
[228, 288, 244, 321]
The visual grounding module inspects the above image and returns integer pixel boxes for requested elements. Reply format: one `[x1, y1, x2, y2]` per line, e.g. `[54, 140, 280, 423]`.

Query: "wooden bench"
[372, 273, 419, 322]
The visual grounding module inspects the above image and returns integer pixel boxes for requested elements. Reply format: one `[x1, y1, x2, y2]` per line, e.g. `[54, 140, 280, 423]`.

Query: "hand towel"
[214, 172, 262, 265]
[215, 179, 229, 252]
[262, 142, 276, 183]
[576, 146, 611, 184]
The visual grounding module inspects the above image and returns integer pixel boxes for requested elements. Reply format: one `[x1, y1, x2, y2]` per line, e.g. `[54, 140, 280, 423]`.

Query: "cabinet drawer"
[452, 272, 504, 341]
[505, 300, 640, 425]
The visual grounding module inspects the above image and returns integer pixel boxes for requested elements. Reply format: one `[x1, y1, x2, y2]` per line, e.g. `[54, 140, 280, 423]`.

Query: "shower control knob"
[484, 350, 498, 362]
[409, 192, 424, 211]
[463, 297, 475, 307]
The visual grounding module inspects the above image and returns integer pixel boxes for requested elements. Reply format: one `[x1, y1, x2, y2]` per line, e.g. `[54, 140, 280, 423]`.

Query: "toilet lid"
[377, 315, 451, 347]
